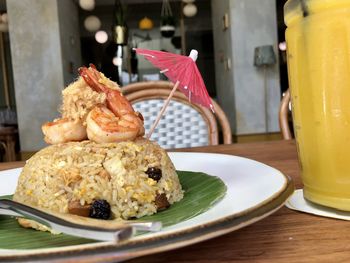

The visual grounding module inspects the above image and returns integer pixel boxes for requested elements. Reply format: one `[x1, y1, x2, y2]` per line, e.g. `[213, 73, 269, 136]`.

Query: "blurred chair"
[0, 126, 17, 162]
[279, 89, 293, 140]
[123, 81, 232, 149]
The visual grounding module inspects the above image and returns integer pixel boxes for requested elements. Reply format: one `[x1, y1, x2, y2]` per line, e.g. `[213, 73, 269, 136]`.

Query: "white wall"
[212, 0, 281, 135]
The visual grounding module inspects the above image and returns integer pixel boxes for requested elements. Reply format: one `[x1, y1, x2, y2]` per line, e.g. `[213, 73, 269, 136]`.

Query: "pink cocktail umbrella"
[134, 48, 214, 138]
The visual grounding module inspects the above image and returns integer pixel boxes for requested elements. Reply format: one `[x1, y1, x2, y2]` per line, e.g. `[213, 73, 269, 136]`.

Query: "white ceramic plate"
[0, 152, 293, 262]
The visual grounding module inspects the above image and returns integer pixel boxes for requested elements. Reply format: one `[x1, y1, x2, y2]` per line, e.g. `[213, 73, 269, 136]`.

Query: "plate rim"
[0, 152, 294, 262]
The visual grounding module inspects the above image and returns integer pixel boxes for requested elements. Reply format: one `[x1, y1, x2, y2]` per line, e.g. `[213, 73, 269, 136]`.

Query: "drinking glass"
[285, 0, 350, 210]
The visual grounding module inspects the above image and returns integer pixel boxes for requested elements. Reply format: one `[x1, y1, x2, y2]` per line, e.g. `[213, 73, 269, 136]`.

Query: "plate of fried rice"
[0, 66, 293, 261]
[0, 151, 293, 262]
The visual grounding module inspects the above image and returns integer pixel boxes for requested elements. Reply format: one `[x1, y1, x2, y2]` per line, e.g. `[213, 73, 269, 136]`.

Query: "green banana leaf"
[0, 171, 226, 250]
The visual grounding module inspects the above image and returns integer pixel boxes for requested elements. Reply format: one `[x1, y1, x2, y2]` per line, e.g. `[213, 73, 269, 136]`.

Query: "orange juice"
[285, 0, 350, 210]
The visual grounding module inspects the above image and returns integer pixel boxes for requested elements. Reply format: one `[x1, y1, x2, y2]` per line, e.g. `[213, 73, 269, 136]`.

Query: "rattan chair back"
[123, 81, 232, 148]
[279, 89, 293, 140]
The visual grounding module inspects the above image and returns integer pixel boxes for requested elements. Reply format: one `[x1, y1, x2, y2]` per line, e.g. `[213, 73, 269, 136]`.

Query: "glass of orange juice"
[285, 0, 350, 210]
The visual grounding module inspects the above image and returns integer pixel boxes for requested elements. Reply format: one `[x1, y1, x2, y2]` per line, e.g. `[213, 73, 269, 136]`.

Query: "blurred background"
[0, 0, 288, 160]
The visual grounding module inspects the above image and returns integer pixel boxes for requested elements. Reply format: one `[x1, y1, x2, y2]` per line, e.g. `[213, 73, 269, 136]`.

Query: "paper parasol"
[134, 48, 214, 138]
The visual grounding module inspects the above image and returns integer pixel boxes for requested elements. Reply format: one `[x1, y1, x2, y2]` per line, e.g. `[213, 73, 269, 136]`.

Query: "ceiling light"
[1, 13, 8, 23]
[279, 42, 287, 51]
[79, 0, 95, 11]
[84, 15, 101, 32]
[112, 56, 122, 66]
[95, 30, 108, 44]
[139, 17, 154, 30]
[183, 3, 197, 17]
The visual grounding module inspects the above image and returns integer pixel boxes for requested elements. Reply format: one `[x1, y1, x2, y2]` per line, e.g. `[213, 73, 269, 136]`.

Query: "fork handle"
[0, 199, 133, 242]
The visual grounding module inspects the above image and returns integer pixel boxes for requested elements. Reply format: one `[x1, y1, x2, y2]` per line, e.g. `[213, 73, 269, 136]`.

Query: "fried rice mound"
[13, 138, 184, 222]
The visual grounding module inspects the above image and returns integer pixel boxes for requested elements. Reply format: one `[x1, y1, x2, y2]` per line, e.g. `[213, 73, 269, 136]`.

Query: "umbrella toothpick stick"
[147, 80, 180, 139]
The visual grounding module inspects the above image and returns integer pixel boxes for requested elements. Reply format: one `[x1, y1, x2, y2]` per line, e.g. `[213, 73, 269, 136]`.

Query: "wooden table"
[1, 140, 348, 262]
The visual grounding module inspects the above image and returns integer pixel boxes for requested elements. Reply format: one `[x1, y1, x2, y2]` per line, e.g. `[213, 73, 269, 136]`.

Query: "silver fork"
[0, 199, 161, 242]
